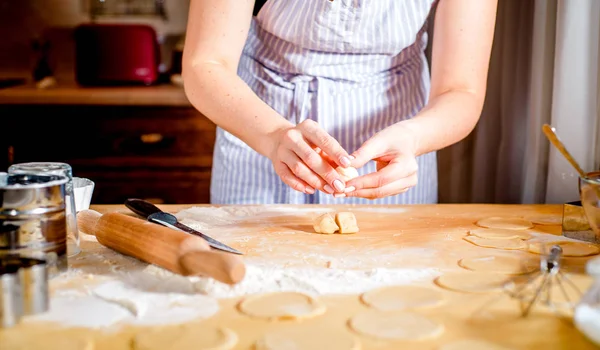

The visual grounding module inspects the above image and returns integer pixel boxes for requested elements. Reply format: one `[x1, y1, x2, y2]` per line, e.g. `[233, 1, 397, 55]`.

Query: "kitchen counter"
[0, 81, 191, 106]
[1, 204, 598, 349]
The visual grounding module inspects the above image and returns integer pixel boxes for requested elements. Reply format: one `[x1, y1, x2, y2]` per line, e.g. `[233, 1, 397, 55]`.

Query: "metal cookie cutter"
[0, 256, 49, 328]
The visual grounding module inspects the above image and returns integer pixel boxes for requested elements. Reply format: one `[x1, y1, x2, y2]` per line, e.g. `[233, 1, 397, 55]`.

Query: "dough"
[434, 272, 513, 293]
[469, 228, 532, 240]
[438, 339, 514, 350]
[336, 166, 359, 182]
[458, 255, 538, 275]
[360, 285, 445, 311]
[4, 336, 94, 350]
[313, 213, 339, 234]
[463, 236, 528, 250]
[525, 215, 562, 226]
[255, 326, 360, 350]
[335, 212, 359, 234]
[475, 217, 534, 230]
[527, 241, 600, 257]
[237, 291, 326, 321]
[348, 310, 444, 340]
[133, 325, 237, 350]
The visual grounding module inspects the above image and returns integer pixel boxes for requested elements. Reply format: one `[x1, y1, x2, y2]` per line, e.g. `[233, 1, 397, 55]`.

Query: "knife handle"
[77, 210, 246, 285]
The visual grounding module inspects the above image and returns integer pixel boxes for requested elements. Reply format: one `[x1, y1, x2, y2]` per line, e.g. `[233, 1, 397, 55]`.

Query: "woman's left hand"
[344, 123, 420, 200]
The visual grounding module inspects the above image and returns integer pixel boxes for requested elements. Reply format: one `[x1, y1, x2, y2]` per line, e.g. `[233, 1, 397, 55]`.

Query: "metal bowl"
[580, 171, 600, 242]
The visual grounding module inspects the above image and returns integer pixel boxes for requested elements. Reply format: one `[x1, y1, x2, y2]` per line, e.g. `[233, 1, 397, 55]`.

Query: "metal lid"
[0, 173, 68, 217]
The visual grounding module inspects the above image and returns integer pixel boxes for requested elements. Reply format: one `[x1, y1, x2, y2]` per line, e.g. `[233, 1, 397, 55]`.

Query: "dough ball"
[527, 241, 600, 257]
[360, 285, 445, 311]
[463, 236, 528, 250]
[469, 228, 532, 240]
[335, 166, 359, 182]
[335, 212, 359, 234]
[348, 310, 444, 340]
[475, 217, 534, 230]
[313, 213, 339, 234]
[237, 291, 326, 321]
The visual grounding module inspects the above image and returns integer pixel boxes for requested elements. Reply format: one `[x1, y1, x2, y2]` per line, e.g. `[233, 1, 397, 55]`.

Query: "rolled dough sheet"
[438, 339, 515, 350]
[475, 217, 534, 230]
[463, 236, 528, 250]
[133, 325, 237, 350]
[237, 291, 326, 321]
[469, 228, 532, 240]
[348, 310, 444, 340]
[525, 215, 562, 226]
[458, 255, 538, 275]
[528, 241, 600, 257]
[434, 272, 513, 293]
[255, 326, 360, 350]
[360, 285, 445, 311]
[3, 335, 94, 350]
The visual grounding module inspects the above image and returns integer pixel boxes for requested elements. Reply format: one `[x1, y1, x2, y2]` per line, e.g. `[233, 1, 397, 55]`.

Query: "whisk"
[507, 244, 583, 317]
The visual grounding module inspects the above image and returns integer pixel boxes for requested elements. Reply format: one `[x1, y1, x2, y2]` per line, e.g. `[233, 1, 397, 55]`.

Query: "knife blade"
[124, 198, 243, 255]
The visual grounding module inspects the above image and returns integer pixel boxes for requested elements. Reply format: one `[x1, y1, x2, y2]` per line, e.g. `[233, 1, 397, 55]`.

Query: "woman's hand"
[268, 119, 353, 195]
[344, 123, 420, 200]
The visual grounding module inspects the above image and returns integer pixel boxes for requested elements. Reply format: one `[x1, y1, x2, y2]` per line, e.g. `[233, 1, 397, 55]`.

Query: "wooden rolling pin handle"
[77, 210, 246, 285]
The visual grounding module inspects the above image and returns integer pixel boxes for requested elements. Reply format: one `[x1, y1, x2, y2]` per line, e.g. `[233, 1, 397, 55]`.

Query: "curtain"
[438, 0, 600, 205]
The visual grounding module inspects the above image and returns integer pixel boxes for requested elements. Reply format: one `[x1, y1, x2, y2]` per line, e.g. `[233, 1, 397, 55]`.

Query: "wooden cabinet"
[0, 86, 217, 204]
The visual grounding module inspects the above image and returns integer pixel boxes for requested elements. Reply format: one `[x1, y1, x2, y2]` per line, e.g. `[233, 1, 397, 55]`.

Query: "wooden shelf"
[0, 81, 191, 106]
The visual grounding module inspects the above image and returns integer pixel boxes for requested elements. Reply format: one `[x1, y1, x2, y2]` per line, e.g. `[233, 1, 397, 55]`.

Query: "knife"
[124, 198, 243, 255]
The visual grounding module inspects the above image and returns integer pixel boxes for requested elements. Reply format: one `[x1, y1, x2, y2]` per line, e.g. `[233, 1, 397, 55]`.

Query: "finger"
[347, 157, 418, 190]
[298, 119, 352, 167]
[350, 137, 385, 169]
[289, 139, 346, 192]
[273, 162, 315, 194]
[280, 151, 333, 194]
[346, 174, 418, 199]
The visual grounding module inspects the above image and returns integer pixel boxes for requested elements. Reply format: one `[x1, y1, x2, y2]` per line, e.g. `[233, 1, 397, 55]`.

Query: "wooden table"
[1, 204, 599, 350]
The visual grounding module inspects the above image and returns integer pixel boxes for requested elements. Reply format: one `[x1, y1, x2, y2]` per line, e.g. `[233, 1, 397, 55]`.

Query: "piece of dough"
[469, 228, 532, 240]
[463, 236, 527, 250]
[237, 291, 326, 321]
[527, 241, 600, 257]
[475, 217, 534, 230]
[255, 326, 360, 350]
[434, 272, 513, 293]
[336, 166, 359, 182]
[525, 215, 562, 226]
[438, 339, 515, 350]
[335, 212, 359, 234]
[4, 336, 94, 350]
[348, 310, 444, 340]
[360, 285, 445, 311]
[313, 213, 339, 234]
[133, 325, 237, 350]
[458, 255, 538, 275]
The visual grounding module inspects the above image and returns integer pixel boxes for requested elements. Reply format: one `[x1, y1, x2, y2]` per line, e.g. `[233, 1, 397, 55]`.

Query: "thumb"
[350, 137, 385, 168]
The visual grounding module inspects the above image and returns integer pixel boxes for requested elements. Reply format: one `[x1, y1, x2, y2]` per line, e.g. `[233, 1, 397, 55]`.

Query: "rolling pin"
[77, 210, 246, 285]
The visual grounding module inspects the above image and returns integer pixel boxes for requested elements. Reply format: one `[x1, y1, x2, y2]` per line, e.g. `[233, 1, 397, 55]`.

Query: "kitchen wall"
[0, 0, 190, 79]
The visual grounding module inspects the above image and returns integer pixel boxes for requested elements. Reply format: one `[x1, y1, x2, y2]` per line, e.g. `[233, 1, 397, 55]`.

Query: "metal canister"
[0, 173, 69, 275]
[0, 261, 23, 328]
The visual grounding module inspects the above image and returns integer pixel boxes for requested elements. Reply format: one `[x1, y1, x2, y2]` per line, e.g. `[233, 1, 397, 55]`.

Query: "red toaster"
[74, 24, 161, 86]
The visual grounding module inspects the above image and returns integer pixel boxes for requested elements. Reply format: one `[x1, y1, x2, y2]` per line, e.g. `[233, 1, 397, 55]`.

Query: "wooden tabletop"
[1, 203, 598, 350]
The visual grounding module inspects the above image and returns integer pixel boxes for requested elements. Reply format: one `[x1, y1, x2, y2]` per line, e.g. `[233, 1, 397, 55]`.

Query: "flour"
[574, 303, 600, 346]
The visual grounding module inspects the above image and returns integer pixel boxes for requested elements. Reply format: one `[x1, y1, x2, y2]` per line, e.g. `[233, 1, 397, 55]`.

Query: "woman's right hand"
[268, 119, 353, 195]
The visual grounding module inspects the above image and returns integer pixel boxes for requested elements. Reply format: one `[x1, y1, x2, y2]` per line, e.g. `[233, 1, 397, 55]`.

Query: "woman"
[182, 0, 497, 204]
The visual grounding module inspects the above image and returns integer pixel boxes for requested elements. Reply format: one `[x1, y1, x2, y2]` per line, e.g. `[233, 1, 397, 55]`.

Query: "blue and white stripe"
[211, 0, 438, 205]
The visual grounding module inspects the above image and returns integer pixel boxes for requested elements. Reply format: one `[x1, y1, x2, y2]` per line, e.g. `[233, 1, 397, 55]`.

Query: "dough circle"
[469, 228, 532, 240]
[438, 339, 514, 350]
[434, 272, 513, 293]
[133, 325, 237, 350]
[527, 241, 600, 257]
[463, 236, 527, 250]
[348, 310, 444, 340]
[336, 166, 359, 182]
[237, 291, 326, 321]
[360, 285, 445, 311]
[255, 327, 360, 350]
[525, 215, 562, 226]
[458, 255, 538, 275]
[475, 217, 534, 230]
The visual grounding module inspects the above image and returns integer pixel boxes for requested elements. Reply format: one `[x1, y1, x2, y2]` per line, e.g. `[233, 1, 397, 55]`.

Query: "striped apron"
[211, 0, 439, 205]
